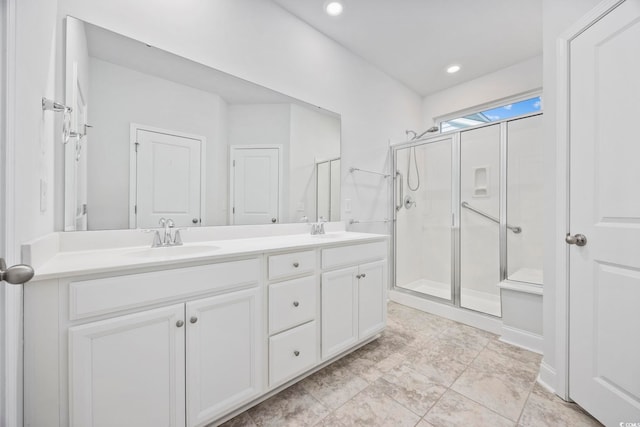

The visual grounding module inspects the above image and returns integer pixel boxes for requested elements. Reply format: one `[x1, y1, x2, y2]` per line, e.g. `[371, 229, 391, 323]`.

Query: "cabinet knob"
[361, 273, 366, 278]
[356, 274, 361, 279]
[294, 350, 300, 357]
[293, 262, 299, 268]
[190, 316, 198, 324]
[176, 320, 184, 328]
[293, 301, 300, 307]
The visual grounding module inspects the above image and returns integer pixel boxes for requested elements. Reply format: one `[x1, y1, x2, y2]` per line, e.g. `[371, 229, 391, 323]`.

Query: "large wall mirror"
[63, 16, 341, 231]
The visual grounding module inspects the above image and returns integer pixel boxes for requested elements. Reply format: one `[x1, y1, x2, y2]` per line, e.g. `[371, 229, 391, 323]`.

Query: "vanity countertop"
[27, 231, 388, 281]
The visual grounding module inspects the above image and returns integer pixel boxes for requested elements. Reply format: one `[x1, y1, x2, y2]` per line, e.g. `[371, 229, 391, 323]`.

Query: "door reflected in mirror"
[64, 16, 341, 231]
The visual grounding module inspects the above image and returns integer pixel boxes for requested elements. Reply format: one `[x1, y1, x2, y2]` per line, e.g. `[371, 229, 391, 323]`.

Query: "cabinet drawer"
[269, 321, 317, 387]
[69, 258, 260, 320]
[269, 276, 316, 335]
[321, 241, 387, 270]
[268, 250, 315, 280]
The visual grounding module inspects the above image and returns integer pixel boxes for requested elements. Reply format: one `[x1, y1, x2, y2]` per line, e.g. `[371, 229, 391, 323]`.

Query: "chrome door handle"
[565, 233, 587, 247]
[0, 258, 35, 285]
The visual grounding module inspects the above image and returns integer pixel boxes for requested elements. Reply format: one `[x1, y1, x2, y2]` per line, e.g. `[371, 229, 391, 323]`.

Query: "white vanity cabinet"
[185, 287, 263, 427]
[25, 257, 264, 427]
[69, 304, 187, 427]
[23, 233, 388, 427]
[321, 241, 387, 360]
[266, 251, 320, 387]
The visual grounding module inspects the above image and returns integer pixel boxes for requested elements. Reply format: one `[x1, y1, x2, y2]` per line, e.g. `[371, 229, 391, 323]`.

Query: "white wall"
[422, 55, 542, 129]
[88, 58, 226, 230]
[55, 0, 424, 234]
[541, 0, 601, 393]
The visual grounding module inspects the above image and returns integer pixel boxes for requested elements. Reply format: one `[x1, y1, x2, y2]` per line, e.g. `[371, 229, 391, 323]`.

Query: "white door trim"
[554, 0, 626, 400]
[228, 145, 284, 225]
[129, 123, 207, 229]
[1, 0, 22, 426]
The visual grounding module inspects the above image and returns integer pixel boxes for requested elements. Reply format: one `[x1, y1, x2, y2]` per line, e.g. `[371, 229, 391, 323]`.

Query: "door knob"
[272, 218, 277, 223]
[565, 233, 587, 247]
[0, 258, 35, 285]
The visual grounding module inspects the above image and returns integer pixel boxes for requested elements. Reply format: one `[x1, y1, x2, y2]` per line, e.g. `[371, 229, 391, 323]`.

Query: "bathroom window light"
[440, 96, 542, 133]
[324, 1, 344, 16]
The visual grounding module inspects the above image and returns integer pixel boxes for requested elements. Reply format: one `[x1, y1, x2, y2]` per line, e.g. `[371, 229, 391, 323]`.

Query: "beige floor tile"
[450, 348, 538, 421]
[518, 383, 603, 427]
[424, 390, 515, 427]
[247, 383, 329, 427]
[218, 412, 257, 427]
[485, 339, 543, 370]
[324, 385, 422, 427]
[300, 359, 369, 409]
[340, 349, 406, 383]
[403, 349, 468, 388]
[373, 364, 447, 416]
[415, 420, 436, 427]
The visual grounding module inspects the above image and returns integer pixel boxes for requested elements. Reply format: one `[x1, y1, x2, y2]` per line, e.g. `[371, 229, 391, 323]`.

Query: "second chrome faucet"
[152, 217, 184, 247]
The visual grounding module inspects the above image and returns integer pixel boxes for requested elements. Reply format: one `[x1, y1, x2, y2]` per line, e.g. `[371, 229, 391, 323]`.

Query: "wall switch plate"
[345, 198, 352, 213]
[40, 179, 47, 213]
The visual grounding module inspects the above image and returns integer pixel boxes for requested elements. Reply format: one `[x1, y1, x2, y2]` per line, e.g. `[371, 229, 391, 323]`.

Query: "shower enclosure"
[392, 113, 543, 317]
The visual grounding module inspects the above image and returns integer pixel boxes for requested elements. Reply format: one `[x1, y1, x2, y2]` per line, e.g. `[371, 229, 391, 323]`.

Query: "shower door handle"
[395, 171, 403, 211]
[565, 233, 587, 247]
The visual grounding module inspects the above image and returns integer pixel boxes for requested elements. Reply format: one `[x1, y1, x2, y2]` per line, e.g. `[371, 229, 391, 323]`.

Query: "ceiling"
[271, 0, 542, 96]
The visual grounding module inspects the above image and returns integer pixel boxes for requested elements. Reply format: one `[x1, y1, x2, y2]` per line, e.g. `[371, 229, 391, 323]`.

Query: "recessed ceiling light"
[324, 1, 344, 16]
[447, 65, 461, 74]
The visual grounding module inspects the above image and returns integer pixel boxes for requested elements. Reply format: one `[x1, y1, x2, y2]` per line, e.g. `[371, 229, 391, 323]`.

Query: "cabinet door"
[358, 260, 387, 338]
[69, 304, 185, 427]
[186, 287, 263, 427]
[321, 266, 358, 359]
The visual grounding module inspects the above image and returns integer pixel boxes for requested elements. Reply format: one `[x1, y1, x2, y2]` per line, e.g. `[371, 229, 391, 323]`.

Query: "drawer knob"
[356, 274, 361, 279]
[361, 273, 366, 278]
[190, 316, 198, 324]
[176, 320, 184, 328]
[293, 262, 299, 268]
[294, 350, 300, 357]
[293, 301, 300, 307]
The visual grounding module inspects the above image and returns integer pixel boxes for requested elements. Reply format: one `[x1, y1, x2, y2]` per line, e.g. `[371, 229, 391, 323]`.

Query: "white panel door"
[321, 266, 358, 359]
[136, 128, 202, 228]
[185, 288, 263, 427]
[358, 260, 387, 338]
[569, 1, 640, 424]
[231, 147, 280, 225]
[69, 304, 186, 427]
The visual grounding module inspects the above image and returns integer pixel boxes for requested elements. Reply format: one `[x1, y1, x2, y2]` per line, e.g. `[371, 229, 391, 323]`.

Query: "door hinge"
[134, 205, 137, 214]
[232, 207, 235, 214]
[134, 142, 140, 152]
[233, 160, 236, 167]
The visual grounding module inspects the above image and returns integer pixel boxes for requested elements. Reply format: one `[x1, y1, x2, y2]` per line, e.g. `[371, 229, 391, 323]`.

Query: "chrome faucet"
[310, 216, 327, 235]
[152, 217, 184, 247]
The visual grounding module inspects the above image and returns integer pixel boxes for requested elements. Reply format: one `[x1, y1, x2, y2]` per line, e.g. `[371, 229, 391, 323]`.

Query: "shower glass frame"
[390, 111, 543, 317]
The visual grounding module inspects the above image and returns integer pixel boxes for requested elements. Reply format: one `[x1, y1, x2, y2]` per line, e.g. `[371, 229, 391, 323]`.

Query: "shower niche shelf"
[472, 165, 490, 198]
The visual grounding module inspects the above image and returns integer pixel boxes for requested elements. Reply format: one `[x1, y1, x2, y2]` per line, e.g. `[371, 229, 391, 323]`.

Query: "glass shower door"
[459, 124, 501, 316]
[394, 138, 454, 302]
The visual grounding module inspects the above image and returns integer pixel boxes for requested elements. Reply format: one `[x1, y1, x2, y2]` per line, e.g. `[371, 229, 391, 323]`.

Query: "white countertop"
[28, 231, 388, 281]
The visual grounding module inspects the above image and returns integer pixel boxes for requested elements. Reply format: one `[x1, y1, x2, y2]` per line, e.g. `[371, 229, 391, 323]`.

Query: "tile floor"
[221, 302, 602, 427]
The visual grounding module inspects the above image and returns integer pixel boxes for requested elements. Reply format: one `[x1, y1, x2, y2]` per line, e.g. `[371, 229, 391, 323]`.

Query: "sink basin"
[311, 232, 347, 239]
[127, 245, 220, 258]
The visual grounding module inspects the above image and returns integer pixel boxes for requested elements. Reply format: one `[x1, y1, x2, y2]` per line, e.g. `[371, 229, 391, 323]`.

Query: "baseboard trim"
[537, 360, 556, 393]
[499, 325, 543, 354]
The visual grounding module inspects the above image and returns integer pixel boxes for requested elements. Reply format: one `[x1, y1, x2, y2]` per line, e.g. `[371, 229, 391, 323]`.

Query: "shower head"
[405, 127, 439, 141]
[415, 126, 440, 139]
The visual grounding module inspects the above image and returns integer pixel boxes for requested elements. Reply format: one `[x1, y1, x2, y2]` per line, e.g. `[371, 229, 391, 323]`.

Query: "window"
[440, 96, 542, 133]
